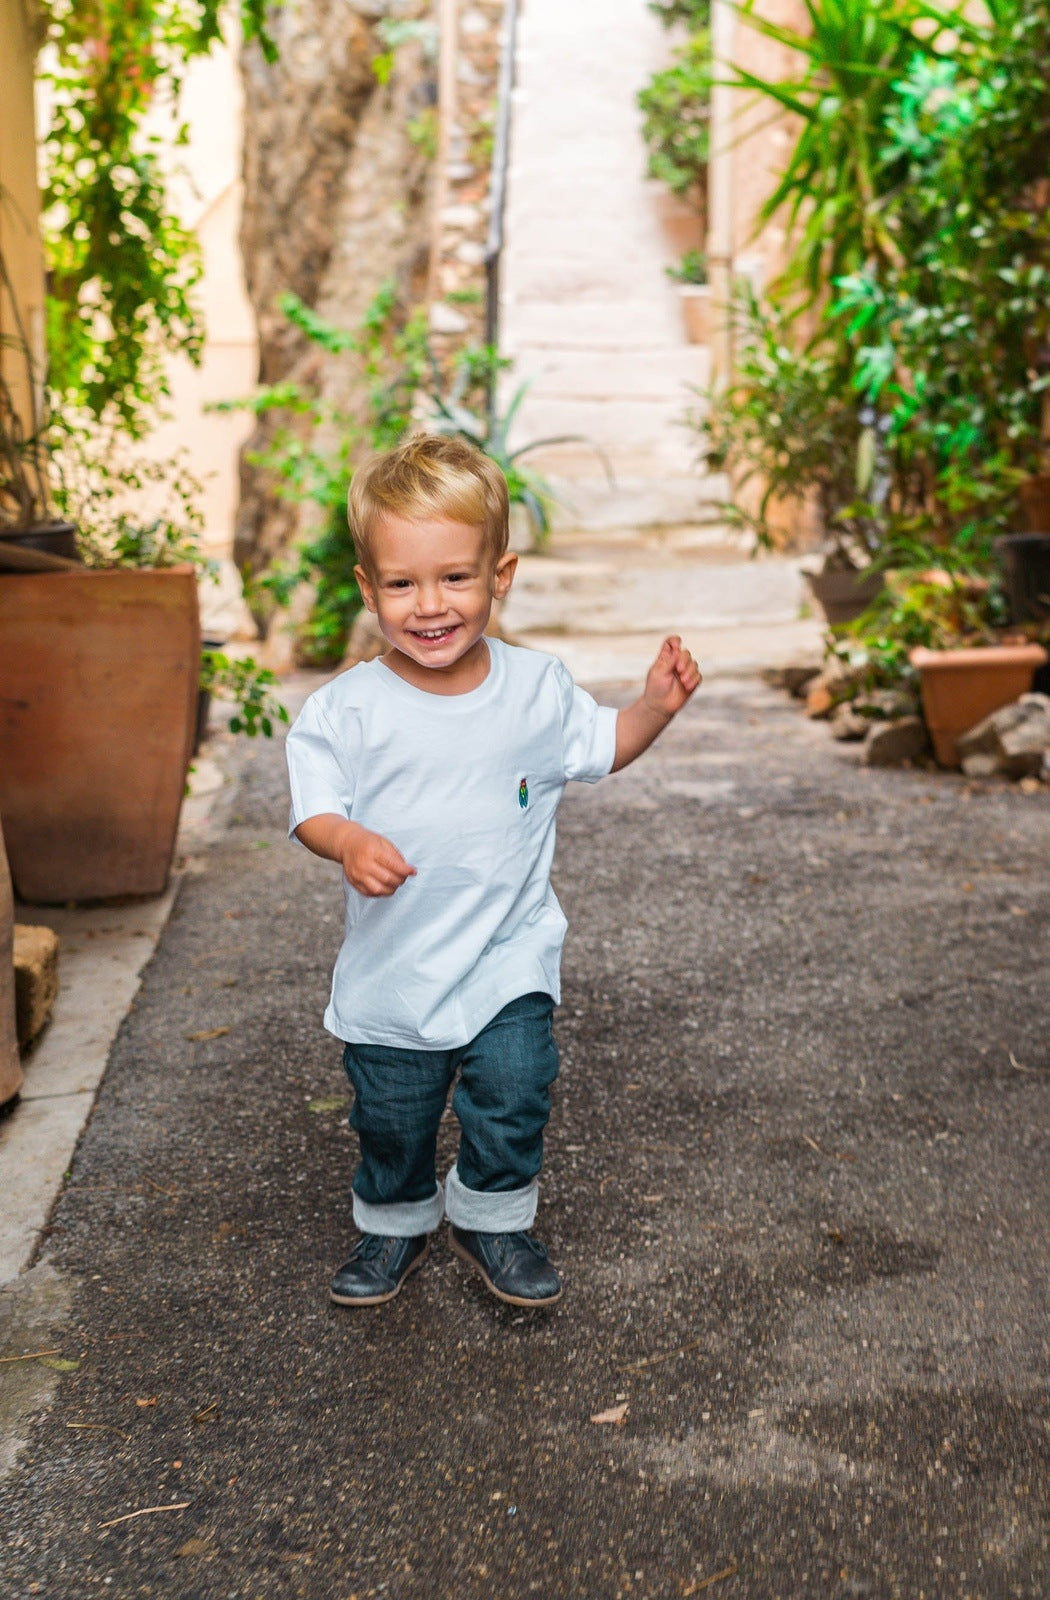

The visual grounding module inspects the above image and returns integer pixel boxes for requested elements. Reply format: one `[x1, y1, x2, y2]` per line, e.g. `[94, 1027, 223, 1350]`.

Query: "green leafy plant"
[700, 291, 879, 566]
[637, 28, 712, 229]
[199, 651, 289, 738]
[649, 0, 710, 27]
[727, 0, 957, 301]
[40, 1, 277, 435]
[666, 250, 708, 286]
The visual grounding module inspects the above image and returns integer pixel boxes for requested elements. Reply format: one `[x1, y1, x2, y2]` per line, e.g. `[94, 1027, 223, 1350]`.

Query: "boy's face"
[355, 513, 517, 689]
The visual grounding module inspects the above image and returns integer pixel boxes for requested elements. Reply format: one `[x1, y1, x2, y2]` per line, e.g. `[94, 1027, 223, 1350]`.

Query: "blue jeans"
[342, 992, 559, 1237]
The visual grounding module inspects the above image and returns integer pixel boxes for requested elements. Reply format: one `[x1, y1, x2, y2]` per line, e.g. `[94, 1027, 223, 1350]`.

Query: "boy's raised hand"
[643, 635, 702, 718]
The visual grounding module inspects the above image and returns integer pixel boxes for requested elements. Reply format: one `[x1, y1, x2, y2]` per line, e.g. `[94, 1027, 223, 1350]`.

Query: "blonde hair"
[349, 434, 509, 575]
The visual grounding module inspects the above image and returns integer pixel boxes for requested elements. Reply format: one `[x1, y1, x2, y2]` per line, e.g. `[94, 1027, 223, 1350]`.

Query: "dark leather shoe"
[330, 1233, 430, 1306]
[450, 1226, 562, 1306]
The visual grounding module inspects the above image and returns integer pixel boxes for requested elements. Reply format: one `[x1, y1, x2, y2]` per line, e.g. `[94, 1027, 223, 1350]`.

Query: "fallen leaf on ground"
[307, 1097, 348, 1114]
[135, 1396, 158, 1408]
[590, 1402, 629, 1425]
[682, 1561, 738, 1595]
[184, 1027, 230, 1042]
[40, 1357, 80, 1373]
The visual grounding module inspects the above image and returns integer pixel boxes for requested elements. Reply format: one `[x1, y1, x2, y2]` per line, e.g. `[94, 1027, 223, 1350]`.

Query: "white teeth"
[415, 627, 453, 639]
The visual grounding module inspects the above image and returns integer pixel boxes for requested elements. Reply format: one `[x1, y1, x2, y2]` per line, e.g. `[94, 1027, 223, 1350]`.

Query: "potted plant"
[700, 293, 885, 621]
[836, 560, 1048, 768]
[666, 250, 711, 345]
[0, 390, 285, 902]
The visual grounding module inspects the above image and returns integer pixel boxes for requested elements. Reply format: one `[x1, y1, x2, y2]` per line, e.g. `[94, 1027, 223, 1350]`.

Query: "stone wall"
[235, 0, 438, 578]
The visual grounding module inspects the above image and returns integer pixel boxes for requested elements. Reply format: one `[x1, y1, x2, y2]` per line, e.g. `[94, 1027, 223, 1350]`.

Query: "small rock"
[763, 657, 822, 697]
[439, 202, 481, 230]
[957, 693, 1050, 779]
[830, 705, 870, 742]
[13, 924, 60, 1052]
[863, 717, 930, 767]
[429, 302, 470, 335]
[805, 682, 835, 719]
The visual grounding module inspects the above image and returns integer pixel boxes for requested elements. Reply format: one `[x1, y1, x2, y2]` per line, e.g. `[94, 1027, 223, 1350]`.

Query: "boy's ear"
[492, 551, 518, 599]
[354, 564, 378, 614]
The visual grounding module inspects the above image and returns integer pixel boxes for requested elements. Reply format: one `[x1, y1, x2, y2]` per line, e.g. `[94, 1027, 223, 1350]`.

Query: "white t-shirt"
[285, 638, 618, 1049]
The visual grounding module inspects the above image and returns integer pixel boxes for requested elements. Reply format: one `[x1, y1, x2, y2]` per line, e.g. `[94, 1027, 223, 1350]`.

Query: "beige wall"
[0, 0, 46, 436]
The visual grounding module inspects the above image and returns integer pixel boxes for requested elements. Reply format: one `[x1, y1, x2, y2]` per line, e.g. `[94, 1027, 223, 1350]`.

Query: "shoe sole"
[449, 1231, 563, 1308]
[329, 1237, 431, 1307]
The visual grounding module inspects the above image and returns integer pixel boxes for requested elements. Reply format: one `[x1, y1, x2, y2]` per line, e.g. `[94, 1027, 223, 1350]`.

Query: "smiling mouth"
[410, 625, 460, 643]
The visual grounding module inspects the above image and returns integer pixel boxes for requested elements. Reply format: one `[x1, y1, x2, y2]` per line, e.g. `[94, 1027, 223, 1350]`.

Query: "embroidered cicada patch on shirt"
[518, 777, 529, 809]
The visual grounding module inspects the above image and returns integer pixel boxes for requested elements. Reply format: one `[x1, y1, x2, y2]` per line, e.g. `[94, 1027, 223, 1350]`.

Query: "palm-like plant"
[728, 0, 958, 298]
[423, 345, 612, 543]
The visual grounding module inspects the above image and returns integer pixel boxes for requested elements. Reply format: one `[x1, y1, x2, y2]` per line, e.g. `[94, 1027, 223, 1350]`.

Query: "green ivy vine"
[39, 1, 276, 436]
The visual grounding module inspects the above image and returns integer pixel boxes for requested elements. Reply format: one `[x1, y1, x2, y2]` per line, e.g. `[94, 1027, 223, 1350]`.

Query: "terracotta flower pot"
[0, 567, 200, 902]
[0, 818, 23, 1106]
[910, 642, 1049, 769]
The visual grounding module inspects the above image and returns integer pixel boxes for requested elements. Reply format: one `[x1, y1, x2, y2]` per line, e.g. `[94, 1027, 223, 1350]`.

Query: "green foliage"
[701, 293, 877, 563]
[48, 413, 213, 572]
[728, 0, 957, 300]
[708, 0, 1050, 630]
[199, 651, 289, 738]
[39, 1, 277, 434]
[831, 4, 1050, 552]
[637, 29, 712, 219]
[666, 250, 708, 286]
[649, 0, 710, 27]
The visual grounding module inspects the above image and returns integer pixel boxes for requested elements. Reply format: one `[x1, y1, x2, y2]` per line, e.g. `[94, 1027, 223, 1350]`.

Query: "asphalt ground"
[0, 677, 1047, 1599]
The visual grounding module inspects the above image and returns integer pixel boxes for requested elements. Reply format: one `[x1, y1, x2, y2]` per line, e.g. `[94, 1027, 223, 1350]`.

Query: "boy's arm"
[294, 814, 416, 898]
[612, 635, 701, 772]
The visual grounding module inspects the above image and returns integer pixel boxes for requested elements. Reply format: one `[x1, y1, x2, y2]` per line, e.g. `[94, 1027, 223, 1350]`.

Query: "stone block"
[830, 705, 870, 742]
[863, 717, 931, 768]
[958, 693, 1050, 779]
[13, 924, 60, 1053]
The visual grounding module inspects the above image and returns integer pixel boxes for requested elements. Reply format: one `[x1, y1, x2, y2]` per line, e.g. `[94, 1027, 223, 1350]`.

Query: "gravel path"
[1, 678, 1046, 1599]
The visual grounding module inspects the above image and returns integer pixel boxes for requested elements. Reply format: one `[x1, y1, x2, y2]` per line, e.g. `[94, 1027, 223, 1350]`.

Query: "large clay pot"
[0, 817, 23, 1105]
[910, 642, 1048, 768]
[0, 567, 200, 902]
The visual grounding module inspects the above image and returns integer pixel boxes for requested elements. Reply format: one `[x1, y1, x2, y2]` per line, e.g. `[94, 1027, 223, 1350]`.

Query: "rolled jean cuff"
[444, 1164, 538, 1232]
[352, 1182, 444, 1237]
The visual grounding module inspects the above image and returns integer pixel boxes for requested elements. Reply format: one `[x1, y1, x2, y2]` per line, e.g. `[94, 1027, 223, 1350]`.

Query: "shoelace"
[353, 1233, 397, 1264]
[493, 1231, 547, 1264]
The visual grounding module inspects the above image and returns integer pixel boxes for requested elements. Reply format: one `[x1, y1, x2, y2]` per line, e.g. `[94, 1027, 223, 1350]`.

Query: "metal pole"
[707, 0, 736, 388]
[428, 0, 459, 307]
[484, 0, 519, 422]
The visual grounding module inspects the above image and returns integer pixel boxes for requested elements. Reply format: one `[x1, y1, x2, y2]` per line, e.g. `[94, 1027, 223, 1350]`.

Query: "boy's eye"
[445, 573, 469, 583]
[387, 579, 412, 589]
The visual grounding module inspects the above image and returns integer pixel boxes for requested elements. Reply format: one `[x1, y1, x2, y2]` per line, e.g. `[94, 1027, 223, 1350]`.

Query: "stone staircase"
[500, 528, 824, 683]
[501, 0, 720, 530]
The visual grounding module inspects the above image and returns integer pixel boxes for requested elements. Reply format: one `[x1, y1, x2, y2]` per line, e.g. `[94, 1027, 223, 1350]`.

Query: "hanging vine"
[39, 1, 276, 435]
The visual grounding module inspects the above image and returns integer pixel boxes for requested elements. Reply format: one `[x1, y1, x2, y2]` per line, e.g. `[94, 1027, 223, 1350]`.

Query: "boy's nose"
[416, 586, 445, 615]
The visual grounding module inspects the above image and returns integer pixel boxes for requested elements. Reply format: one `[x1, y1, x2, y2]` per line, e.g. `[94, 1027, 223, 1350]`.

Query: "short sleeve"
[285, 693, 359, 837]
[553, 661, 618, 783]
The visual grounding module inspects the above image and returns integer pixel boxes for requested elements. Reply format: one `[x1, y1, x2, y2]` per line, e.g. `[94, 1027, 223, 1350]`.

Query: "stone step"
[505, 343, 709, 402]
[504, 300, 687, 351]
[502, 549, 809, 635]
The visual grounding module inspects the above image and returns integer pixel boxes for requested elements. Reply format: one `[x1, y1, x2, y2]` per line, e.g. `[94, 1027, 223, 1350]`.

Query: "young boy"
[286, 434, 700, 1309]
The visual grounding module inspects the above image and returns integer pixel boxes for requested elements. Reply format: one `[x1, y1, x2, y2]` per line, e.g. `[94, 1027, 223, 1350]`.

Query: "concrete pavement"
[0, 672, 1046, 1598]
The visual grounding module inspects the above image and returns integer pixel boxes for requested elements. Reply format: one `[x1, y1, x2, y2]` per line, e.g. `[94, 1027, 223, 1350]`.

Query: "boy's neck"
[381, 637, 492, 696]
